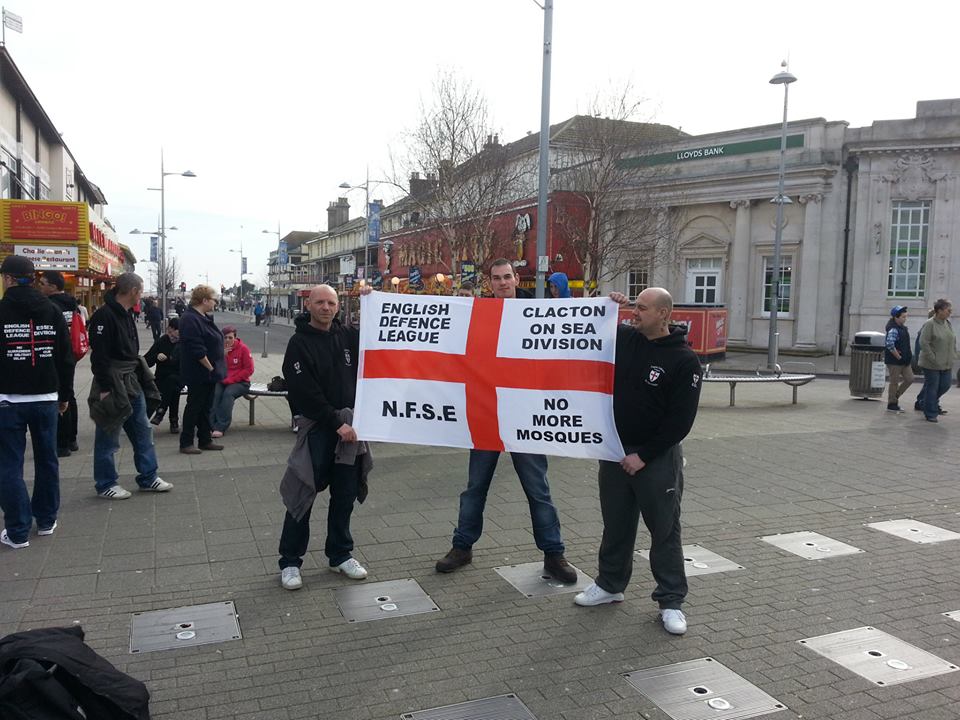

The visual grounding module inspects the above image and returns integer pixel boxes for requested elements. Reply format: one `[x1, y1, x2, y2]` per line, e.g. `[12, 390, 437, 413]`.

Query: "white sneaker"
[280, 566, 303, 590]
[574, 582, 624, 606]
[140, 477, 174, 492]
[330, 558, 367, 580]
[37, 520, 58, 536]
[660, 608, 687, 635]
[1, 529, 29, 549]
[98, 485, 132, 500]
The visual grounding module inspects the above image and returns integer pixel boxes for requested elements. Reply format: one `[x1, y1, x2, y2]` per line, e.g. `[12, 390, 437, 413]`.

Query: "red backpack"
[70, 310, 89, 361]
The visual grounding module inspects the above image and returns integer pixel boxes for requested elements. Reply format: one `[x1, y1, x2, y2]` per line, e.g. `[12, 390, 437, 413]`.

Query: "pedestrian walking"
[884, 305, 913, 413]
[211, 325, 253, 437]
[434, 258, 577, 584]
[0, 256, 74, 548]
[145, 298, 163, 342]
[915, 298, 956, 422]
[87, 272, 172, 499]
[178, 285, 225, 454]
[254, 300, 264, 326]
[574, 287, 702, 637]
[144, 317, 183, 434]
[277, 284, 371, 590]
[36, 270, 81, 457]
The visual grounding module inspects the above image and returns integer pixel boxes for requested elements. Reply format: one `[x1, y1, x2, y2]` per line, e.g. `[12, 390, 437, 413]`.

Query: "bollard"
[262, 330, 269, 358]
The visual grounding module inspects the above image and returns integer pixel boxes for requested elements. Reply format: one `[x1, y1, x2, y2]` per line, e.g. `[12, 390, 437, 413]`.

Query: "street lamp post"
[148, 149, 195, 317]
[130, 225, 177, 297]
[229, 241, 246, 310]
[340, 171, 388, 287]
[766, 64, 797, 370]
[533, 0, 553, 298]
[263, 224, 281, 315]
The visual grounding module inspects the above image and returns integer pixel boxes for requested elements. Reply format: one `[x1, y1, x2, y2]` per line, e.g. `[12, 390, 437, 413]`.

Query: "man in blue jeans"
[88, 273, 172, 499]
[435, 259, 577, 583]
[0, 255, 74, 549]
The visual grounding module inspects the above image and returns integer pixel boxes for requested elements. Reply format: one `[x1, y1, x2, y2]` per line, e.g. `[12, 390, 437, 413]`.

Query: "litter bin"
[849, 331, 886, 399]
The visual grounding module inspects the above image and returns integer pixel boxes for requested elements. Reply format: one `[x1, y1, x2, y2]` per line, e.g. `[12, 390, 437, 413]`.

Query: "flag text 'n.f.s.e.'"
[353, 291, 625, 461]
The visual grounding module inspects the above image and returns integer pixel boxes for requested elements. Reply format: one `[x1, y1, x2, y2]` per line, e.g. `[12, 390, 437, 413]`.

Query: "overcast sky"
[7, 0, 960, 292]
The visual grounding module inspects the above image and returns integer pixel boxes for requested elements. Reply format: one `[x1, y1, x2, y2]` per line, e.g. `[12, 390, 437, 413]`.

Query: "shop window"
[626, 268, 649, 301]
[0, 149, 15, 199]
[685, 257, 723, 305]
[887, 200, 929, 299]
[761, 255, 793, 315]
[20, 168, 36, 200]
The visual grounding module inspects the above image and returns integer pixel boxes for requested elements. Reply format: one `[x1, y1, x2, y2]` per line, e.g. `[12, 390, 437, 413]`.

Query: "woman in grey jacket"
[916, 298, 957, 422]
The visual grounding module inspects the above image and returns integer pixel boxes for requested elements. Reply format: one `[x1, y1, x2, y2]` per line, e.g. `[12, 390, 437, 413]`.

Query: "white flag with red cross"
[353, 291, 625, 461]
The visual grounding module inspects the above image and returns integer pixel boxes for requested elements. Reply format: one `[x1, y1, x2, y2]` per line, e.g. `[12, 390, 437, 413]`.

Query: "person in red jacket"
[210, 326, 254, 437]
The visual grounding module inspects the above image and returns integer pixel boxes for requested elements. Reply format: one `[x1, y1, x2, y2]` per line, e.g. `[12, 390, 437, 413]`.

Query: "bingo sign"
[7, 202, 83, 241]
[15, 244, 79, 271]
[353, 292, 625, 461]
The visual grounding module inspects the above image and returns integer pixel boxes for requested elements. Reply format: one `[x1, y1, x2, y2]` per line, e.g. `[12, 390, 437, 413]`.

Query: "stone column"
[727, 200, 752, 346]
[794, 193, 823, 349]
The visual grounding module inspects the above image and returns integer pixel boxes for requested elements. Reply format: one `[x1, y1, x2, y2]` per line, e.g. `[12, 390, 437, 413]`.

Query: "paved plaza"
[3, 320, 960, 719]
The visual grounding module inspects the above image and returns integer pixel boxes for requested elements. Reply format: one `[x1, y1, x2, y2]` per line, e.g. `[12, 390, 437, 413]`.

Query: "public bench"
[180, 382, 288, 425]
[702, 362, 816, 407]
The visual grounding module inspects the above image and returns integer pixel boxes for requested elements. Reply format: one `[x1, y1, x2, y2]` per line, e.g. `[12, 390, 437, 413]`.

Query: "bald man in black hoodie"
[575, 287, 702, 637]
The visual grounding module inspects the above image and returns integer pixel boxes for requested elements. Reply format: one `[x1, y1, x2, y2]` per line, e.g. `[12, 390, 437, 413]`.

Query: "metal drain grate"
[799, 626, 959, 686]
[623, 657, 786, 720]
[129, 601, 241, 653]
[760, 531, 864, 560]
[400, 694, 537, 720]
[493, 560, 590, 598]
[865, 519, 960, 544]
[335, 578, 439, 623]
[636, 544, 743, 577]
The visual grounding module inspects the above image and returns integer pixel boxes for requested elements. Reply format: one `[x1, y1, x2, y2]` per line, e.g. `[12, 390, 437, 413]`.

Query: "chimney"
[327, 197, 350, 230]
[410, 171, 437, 198]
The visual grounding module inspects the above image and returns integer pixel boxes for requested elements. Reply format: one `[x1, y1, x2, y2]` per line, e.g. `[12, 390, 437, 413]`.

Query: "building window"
[20, 168, 36, 199]
[887, 200, 930, 298]
[0, 149, 15, 199]
[685, 257, 723, 305]
[762, 255, 793, 315]
[39, 183, 50, 200]
[626, 268, 649, 301]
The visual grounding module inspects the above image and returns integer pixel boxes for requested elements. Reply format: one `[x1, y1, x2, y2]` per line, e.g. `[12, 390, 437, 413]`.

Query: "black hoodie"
[613, 323, 702, 463]
[0, 284, 74, 400]
[88, 289, 140, 388]
[282, 314, 360, 433]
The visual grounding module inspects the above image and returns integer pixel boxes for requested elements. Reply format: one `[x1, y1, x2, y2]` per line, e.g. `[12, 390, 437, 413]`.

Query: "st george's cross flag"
[353, 291, 625, 461]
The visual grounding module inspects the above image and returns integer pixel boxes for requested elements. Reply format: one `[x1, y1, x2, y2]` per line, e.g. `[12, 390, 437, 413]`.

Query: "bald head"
[633, 287, 674, 339]
[640, 287, 673, 315]
[306, 284, 339, 331]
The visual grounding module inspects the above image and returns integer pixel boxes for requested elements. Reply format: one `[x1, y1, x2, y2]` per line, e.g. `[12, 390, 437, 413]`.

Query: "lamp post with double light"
[130, 225, 177, 296]
[228, 242, 247, 311]
[766, 64, 797, 370]
[339, 172, 388, 286]
[262, 224, 282, 315]
[146, 150, 195, 316]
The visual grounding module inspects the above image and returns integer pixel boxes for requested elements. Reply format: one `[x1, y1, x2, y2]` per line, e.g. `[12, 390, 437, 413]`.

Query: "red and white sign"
[15, 244, 79, 270]
[354, 292, 625, 461]
[7, 202, 82, 241]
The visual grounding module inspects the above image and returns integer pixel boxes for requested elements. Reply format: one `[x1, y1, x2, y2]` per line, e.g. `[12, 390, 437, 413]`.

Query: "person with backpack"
[884, 305, 913, 413]
[37, 270, 83, 457]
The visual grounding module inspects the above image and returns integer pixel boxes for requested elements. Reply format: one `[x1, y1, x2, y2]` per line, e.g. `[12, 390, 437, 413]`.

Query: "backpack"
[70, 310, 90, 361]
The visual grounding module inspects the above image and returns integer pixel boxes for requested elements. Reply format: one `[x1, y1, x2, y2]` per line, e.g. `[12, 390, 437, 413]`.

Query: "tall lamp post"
[532, 0, 553, 298]
[263, 224, 281, 313]
[339, 171, 387, 285]
[766, 64, 797, 370]
[130, 225, 177, 296]
[229, 242, 246, 310]
[147, 149, 195, 316]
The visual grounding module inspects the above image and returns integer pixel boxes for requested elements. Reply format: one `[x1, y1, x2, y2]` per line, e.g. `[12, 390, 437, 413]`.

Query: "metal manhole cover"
[760, 531, 864, 560]
[636, 544, 743, 577]
[129, 601, 241, 653]
[493, 561, 590, 598]
[799, 626, 959, 686]
[335, 578, 439, 623]
[400, 694, 537, 719]
[623, 657, 786, 720]
[865, 519, 960, 544]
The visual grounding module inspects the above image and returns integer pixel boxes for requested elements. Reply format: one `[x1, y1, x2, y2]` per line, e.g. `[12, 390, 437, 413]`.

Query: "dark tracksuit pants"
[156, 375, 183, 424]
[278, 460, 361, 570]
[56, 396, 78, 450]
[180, 381, 215, 449]
[596, 444, 686, 609]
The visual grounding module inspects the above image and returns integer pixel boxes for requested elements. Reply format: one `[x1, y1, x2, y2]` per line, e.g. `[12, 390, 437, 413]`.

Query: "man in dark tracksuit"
[277, 284, 368, 590]
[37, 270, 81, 457]
[575, 287, 702, 636]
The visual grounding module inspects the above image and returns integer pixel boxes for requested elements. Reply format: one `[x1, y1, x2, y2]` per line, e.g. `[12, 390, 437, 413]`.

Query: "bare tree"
[389, 71, 528, 273]
[159, 254, 181, 293]
[550, 84, 684, 295]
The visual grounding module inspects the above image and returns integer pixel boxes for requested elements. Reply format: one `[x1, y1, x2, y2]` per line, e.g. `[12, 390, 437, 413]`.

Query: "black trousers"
[180, 381, 215, 449]
[596, 445, 687, 609]
[156, 375, 183, 424]
[278, 460, 361, 570]
[56, 396, 78, 450]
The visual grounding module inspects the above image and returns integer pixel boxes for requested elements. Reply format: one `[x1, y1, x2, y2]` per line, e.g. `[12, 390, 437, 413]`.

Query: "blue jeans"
[452, 450, 564, 554]
[918, 369, 952, 420]
[93, 391, 159, 493]
[211, 381, 249, 432]
[0, 401, 59, 543]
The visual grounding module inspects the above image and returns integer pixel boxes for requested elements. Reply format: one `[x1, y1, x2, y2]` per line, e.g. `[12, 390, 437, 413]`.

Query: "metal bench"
[702, 362, 816, 407]
[180, 382, 288, 425]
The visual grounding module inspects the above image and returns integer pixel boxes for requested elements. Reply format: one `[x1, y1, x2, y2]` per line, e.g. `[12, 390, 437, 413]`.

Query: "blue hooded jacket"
[547, 272, 571, 298]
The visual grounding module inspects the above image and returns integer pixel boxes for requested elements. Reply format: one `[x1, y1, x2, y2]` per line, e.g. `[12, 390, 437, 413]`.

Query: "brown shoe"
[199, 443, 224, 451]
[179, 446, 202, 455]
[435, 547, 472, 573]
[544, 553, 577, 584]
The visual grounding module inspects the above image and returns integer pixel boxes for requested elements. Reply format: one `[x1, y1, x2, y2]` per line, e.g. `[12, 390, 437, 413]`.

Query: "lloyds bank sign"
[618, 134, 804, 168]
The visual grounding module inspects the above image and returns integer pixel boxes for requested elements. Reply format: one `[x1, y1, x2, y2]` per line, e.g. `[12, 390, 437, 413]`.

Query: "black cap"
[0, 254, 35, 277]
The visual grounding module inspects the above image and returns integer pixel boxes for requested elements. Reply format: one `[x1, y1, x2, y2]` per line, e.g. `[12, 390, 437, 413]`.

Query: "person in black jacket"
[884, 305, 913, 413]
[277, 284, 369, 590]
[178, 284, 225, 454]
[144, 317, 183, 433]
[89, 272, 171, 499]
[145, 297, 164, 342]
[37, 270, 81, 457]
[0, 255, 74, 549]
[574, 287, 702, 638]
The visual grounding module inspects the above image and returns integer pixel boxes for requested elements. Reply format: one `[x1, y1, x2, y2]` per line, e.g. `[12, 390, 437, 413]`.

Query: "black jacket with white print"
[613, 323, 702, 463]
